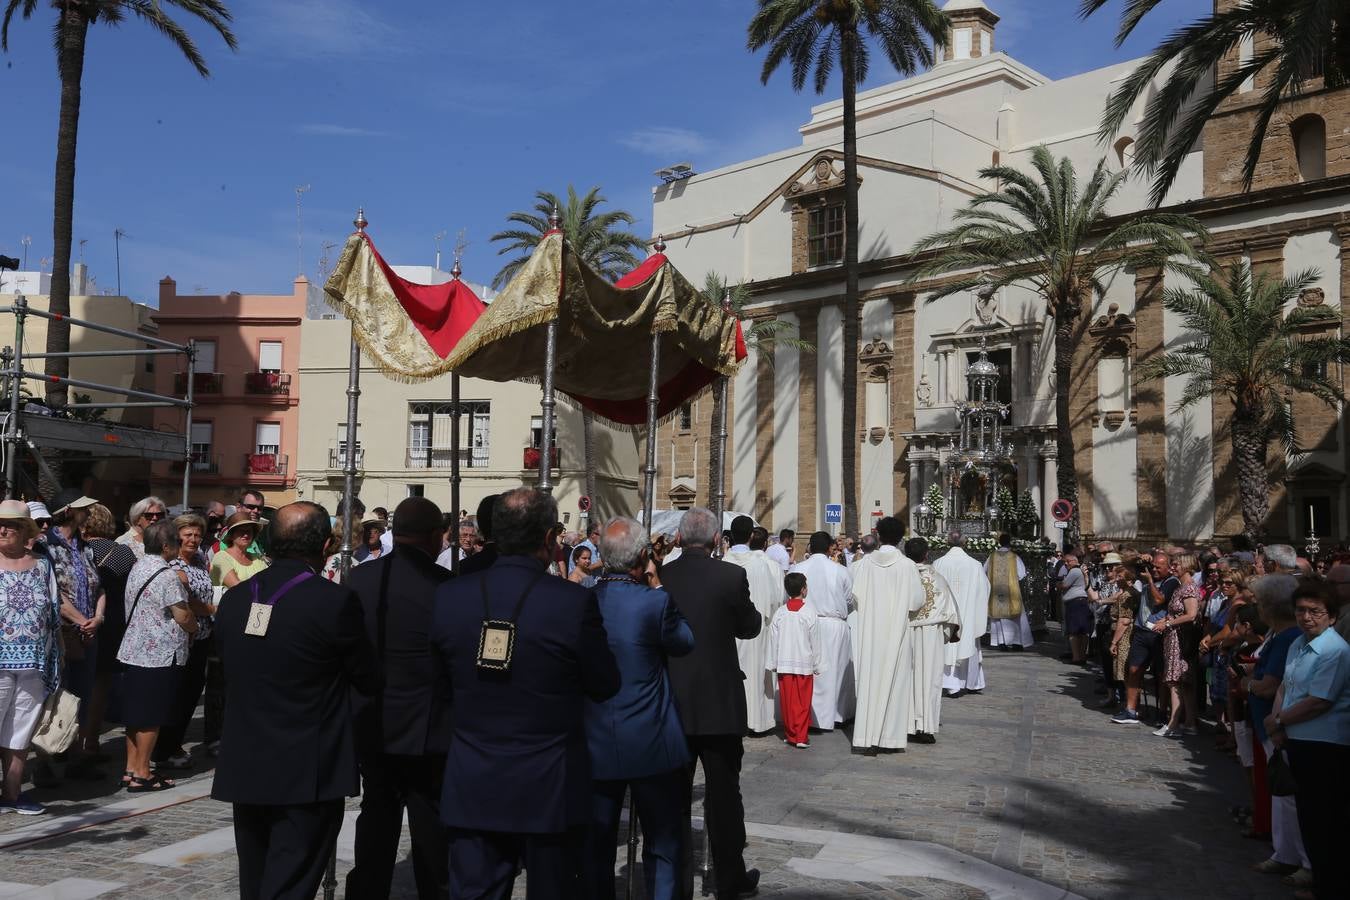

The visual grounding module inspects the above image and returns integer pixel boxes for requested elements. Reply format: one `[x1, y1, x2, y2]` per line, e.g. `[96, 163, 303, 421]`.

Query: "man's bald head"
[393, 496, 445, 558]
[270, 501, 331, 562]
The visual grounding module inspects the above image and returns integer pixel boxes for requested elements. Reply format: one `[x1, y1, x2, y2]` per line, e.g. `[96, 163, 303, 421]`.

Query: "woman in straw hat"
[208, 512, 269, 589]
[0, 499, 61, 815]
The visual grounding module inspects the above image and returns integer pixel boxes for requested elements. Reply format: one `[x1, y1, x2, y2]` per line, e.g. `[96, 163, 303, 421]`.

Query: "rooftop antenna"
[78, 238, 87, 263]
[113, 228, 129, 295]
[20, 236, 31, 270]
[295, 184, 312, 277]
[453, 229, 468, 270]
[434, 230, 448, 272]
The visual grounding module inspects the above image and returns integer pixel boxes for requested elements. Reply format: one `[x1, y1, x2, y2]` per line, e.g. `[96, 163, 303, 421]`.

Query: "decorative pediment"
[860, 335, 892, 368]
[784, 154, 856, 200]
[1299, 287, 1327, 308]
[668, 478, 697, 505]
[1088, 303, 1135, 351]
[1286, 459, 1345, 483]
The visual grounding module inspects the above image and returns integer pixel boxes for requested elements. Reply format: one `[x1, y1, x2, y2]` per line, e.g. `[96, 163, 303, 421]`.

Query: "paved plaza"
[0, 632, 1283, 899]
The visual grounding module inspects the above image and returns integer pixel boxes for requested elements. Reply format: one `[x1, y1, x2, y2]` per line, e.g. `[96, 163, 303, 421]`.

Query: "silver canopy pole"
[450, 258, 464, 574]
[537, 207, 562, 495]
[181, 339, 196, 509]
[4, 294, 27, 499]
[642, 331, 661, 535]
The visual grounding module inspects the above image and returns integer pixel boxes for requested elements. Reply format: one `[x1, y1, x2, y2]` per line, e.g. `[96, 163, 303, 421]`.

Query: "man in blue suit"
[584, 516, 695, 900]
[430, 487, 620, 900]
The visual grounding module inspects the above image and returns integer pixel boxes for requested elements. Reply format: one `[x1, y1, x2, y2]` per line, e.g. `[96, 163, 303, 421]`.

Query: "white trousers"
[942, 649, 986, 692]
[1262, 738, 1310, 868]
[0, 670, 45, 751]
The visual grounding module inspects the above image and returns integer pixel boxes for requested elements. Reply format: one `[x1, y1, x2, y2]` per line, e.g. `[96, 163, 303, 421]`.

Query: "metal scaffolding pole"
[4, 295, 27, 500]
[3, 303, 185, 350]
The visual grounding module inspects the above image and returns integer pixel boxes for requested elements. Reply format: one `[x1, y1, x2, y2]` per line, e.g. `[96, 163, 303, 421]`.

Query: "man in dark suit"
[583, 516, 695, 900]
[662, 507, 762, 900]
[346, 496, 453, 900]
[430, 486, 620, 900]
[212, 501, 378, 900]
[457, 493, 499, 576]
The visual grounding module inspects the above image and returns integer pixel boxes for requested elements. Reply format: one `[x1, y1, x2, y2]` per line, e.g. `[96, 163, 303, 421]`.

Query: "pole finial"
[722, 287, 733, 314]
[547, 205, 562, 233]
[653, 234, 667, 254]
[450, 258, 462, 280]
[354, 208, 368, 233]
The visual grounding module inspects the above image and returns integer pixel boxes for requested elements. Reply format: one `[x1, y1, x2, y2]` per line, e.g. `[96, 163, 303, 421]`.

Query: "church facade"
[650, 0, 1350, 545]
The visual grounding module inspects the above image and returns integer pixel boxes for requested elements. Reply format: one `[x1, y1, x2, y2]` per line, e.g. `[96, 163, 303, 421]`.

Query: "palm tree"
[2, 1, 237, 410]
[1080, 0, 1348, 206]
[702, 273, 815, 507]
[490, 186, 646, 290]
[911, 146, 1206, 545]
[1139, 260, 1350, 539]
[492, 186, 646, 517]
[748, 0, 949, 536]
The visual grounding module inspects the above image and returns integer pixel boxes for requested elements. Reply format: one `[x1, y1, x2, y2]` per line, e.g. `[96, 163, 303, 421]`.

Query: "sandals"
[126, 774, 176, 793]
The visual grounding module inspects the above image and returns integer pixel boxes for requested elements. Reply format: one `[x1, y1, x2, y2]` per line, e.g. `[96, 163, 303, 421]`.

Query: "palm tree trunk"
[839, 24, 861, 537]
[47, 6, 89, 410]
[1053, 309, 1080, 546]
[581, 409, 599, 521]
[1230, 405, 1270, 539]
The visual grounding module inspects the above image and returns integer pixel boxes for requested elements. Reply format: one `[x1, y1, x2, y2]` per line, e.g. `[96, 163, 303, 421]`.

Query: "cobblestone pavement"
[0, 631, 1290, 898]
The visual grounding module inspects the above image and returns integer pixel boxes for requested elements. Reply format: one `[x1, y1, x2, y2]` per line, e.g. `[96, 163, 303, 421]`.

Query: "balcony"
[329, 447, 364, 470]
[523, 446, 561, 470]
[244, 371, 292, 396]
[170, 454, 221, 475]
[174, 372, 224, 395]
[245, 452, 289, 477]
[406, 447, 487, 469]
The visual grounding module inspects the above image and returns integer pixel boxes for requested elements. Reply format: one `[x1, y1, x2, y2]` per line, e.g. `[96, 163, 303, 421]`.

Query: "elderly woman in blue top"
[1265, 580, 1350, 900]
[582, 516, 694, 900]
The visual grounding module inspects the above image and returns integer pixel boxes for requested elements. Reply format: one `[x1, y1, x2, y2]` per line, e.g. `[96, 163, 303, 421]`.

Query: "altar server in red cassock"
[767, 572, 820, 748]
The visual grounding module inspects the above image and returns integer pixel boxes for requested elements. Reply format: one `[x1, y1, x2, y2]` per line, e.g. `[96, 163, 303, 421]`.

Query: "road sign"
[824, 503, 843, 525]
[1053, 521, 1069, 530]
[578, 495, 591, 513]
[1050, 499, 1074, 522]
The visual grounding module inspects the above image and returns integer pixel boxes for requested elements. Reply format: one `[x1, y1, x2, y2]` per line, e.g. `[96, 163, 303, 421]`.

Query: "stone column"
[1042, 453, 1058, 541]
[797, 311, 819, 531]
[909, 459, 922, 532]
[1025, 444, 1042, 524]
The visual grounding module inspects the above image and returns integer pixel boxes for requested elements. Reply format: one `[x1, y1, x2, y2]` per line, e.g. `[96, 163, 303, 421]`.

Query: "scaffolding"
[0, 293, 196, 504]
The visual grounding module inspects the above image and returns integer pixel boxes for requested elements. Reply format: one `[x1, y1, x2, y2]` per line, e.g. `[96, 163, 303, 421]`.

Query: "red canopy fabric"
[361, 233, 485, 359]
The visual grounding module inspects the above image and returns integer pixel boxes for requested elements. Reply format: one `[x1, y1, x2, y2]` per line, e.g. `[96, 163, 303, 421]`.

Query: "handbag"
[29, 687, 81, 754]
[1267, 747, 1298, 797]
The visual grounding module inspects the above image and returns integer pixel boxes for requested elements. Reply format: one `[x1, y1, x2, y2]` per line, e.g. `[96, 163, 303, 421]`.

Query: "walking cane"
[624, 785, 640, 899]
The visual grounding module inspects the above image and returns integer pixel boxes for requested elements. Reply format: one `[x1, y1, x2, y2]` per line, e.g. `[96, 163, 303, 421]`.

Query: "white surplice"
[910, 564, 961, 735]
[788, 553, 855, 729]
[724, 545, 786, 733]
[933, 546, 991, 692]
[849, 545, 927, 749]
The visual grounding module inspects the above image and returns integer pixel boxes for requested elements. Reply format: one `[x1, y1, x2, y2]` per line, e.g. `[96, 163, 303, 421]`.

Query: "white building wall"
[1162, 269, 1216, 540]
[860, 298, 896, 522]
[772, 313, 801, 529]
[732, 342, 758, 513]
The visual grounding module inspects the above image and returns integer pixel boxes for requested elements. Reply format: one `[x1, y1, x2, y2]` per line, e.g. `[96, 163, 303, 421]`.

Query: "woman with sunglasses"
[116, 497, 168, 561]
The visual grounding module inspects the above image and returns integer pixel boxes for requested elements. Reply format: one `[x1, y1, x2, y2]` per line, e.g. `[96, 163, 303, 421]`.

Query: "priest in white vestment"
[724, 517, 785, 734]
[985, 532, 1034, 649]
[933, 533, 990, 694]
[849, 517, 927, 750]
[789, 532, 855, 729]
[903, 537, 961, 741]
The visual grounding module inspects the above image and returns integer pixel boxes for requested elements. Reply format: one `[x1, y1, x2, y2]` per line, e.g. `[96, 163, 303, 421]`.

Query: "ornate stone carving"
[974, 283, 999, 325]
[860, 336, 892, 367]
[1299, 286, 1327, 307]
[916, 372, 934, 408]
[784, 153, 856, 199]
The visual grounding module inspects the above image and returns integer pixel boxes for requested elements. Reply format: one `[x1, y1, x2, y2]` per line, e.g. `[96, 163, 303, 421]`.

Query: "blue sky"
[0, 0, 1206, 304]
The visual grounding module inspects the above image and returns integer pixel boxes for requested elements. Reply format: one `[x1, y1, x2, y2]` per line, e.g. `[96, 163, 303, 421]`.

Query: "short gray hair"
[129, 495, 166, 526]
[599, 516, 648, 572]
[1252, 573, 1298, 620]
[1263, 544, 1298, 573]
[142, 519, 181, 556]
[678, 507, 719, 550]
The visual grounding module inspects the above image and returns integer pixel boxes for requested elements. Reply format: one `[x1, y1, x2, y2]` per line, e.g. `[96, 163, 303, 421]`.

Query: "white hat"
[26, 501, 51, 521]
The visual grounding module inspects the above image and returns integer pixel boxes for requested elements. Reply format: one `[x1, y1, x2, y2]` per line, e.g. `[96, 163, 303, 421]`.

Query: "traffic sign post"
[824, 503, 843, 530]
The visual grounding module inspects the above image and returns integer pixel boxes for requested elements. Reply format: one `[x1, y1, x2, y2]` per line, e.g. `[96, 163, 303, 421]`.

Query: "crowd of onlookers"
[1047, 537, 1350, 900]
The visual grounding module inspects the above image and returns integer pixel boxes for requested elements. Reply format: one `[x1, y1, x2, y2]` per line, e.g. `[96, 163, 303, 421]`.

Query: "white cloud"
[239, 0, 400, 58]
[619, 126, 713, 158]
[295, 123, 393, 138]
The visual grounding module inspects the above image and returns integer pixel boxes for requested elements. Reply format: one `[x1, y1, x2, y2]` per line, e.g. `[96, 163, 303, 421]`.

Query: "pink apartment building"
[149, 277, 306, 508]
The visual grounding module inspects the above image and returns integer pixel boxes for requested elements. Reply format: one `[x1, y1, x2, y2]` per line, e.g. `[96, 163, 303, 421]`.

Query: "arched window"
[1114, 137, 1136, 169]
[1292, 115, 1327, 181]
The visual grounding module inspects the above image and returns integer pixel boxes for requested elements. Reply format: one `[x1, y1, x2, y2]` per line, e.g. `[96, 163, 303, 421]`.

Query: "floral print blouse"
[117, 556, 190, 668]
[0, 559, 62, 692]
